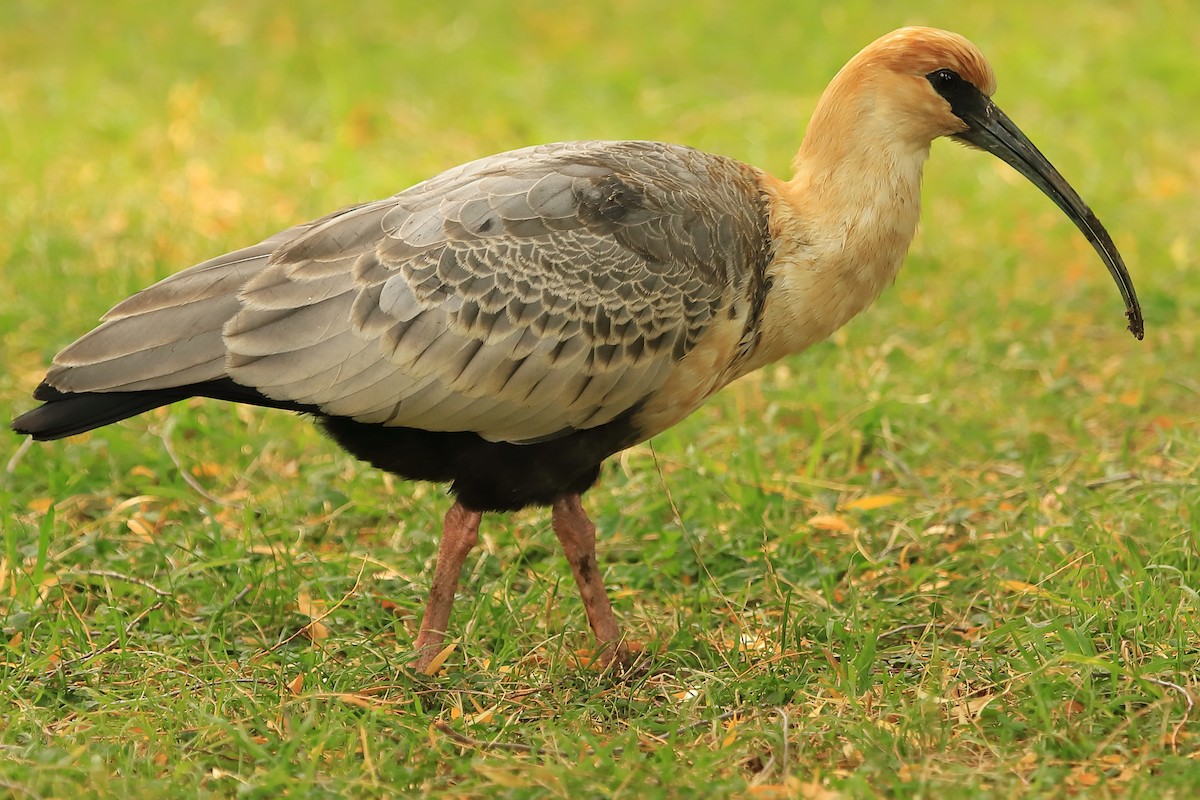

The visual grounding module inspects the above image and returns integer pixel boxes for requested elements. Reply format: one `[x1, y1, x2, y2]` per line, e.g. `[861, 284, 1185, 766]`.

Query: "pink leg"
[552, 494, 631, 668]
[412, 502, 482, 672]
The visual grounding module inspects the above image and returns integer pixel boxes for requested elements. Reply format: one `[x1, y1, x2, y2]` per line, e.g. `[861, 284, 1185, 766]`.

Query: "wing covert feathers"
[35, 141, 773, 443]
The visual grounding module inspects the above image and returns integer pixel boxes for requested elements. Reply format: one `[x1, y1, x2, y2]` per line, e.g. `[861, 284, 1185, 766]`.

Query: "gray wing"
[46, 141, 771, 443]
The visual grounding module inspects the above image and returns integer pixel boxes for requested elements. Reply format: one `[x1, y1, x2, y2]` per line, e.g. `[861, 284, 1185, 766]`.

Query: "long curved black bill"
[949, 92, 1144, 340]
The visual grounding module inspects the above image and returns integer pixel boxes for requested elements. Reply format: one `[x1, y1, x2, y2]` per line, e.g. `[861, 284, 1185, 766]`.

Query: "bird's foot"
[581, 638, 647, 676]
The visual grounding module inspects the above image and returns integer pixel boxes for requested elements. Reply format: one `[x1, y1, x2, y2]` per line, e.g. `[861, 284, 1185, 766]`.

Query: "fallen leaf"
[378, 598, 403, 615]
[841, 494, 904, 511]
[964, 694, 996, 718]
[465, 708, 495, 725]
[740, 633, 771, 651]
[1069, 769, 1100, 787]
[999, 579, 1054, 599]
[296, 592, 325, 618]
[127, 515, 156, 538]
[423, 642, 456, 675]
[296, 592, 330, 642]
[191, 462, 225, 478]
[300, 620, 330, 642]
[27, 497, 53, 513]
[287, 672, 304, 695]
[337, 693, 376, 709]
[1117, 390, 1141, 407]
[721, 722, 739, 748]
[796, 777, 844, 800]
[751, 776, 838, 799]
[808, 514, 853, 532]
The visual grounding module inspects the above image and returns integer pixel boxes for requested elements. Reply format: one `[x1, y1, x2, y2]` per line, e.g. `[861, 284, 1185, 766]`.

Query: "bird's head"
[805, 27, 1144, 340]
[841, 27, 998, 145]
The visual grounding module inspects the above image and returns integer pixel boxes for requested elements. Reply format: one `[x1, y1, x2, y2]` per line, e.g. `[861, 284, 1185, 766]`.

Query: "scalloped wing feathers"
[44, 141, 771, 443]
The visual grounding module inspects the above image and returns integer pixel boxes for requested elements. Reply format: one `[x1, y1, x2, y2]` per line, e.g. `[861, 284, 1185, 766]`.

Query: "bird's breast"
[629, 309, 748, 439]
[739, 170, 922, 371]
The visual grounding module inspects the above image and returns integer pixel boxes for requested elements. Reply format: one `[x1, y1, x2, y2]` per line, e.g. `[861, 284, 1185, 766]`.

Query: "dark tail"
[12, 378, 320, 441]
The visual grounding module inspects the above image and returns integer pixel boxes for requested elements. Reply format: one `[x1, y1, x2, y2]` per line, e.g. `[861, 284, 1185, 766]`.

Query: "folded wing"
[39, 141, 769, 443]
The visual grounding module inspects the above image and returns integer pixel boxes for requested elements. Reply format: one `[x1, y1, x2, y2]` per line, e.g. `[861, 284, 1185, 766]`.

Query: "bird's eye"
[931, 69, 959, 86]
[926, 69, 968, 101]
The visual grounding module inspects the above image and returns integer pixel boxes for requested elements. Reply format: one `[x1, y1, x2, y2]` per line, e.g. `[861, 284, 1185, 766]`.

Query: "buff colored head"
[806, 27, 1143, 339]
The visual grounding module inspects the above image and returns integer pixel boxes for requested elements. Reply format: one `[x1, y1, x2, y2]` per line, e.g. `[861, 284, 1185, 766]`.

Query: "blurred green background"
[1, 1, 1197, 797]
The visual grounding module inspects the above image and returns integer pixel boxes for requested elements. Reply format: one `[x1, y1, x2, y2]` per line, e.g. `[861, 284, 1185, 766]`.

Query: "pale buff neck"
[733, 78, 934, 377]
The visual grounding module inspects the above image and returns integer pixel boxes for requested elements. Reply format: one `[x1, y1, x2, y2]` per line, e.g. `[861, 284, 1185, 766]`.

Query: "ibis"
[12, 27, 1144, 672]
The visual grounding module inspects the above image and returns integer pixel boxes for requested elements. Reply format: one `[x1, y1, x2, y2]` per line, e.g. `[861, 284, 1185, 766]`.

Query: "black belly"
[318, 408, 644, 513]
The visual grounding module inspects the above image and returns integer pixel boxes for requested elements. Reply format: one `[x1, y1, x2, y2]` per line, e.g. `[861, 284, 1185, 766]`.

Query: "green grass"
[2, 1, 1198, 796]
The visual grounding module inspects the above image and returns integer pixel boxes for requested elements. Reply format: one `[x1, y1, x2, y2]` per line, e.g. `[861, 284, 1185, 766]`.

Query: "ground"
[1, 1, 1198, 797]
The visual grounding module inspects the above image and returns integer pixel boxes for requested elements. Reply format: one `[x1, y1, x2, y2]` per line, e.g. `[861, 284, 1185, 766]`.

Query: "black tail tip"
[12, 402, 89, 441]
[10, 387, 174, 441]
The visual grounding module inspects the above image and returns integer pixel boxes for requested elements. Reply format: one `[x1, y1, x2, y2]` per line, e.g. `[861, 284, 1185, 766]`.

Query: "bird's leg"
[551, 494, 631, 668]
[412, 501, 482, 672]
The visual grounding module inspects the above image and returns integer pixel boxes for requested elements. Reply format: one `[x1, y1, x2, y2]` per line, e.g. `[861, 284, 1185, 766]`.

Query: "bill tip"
[1127, 311, 1144, 341]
